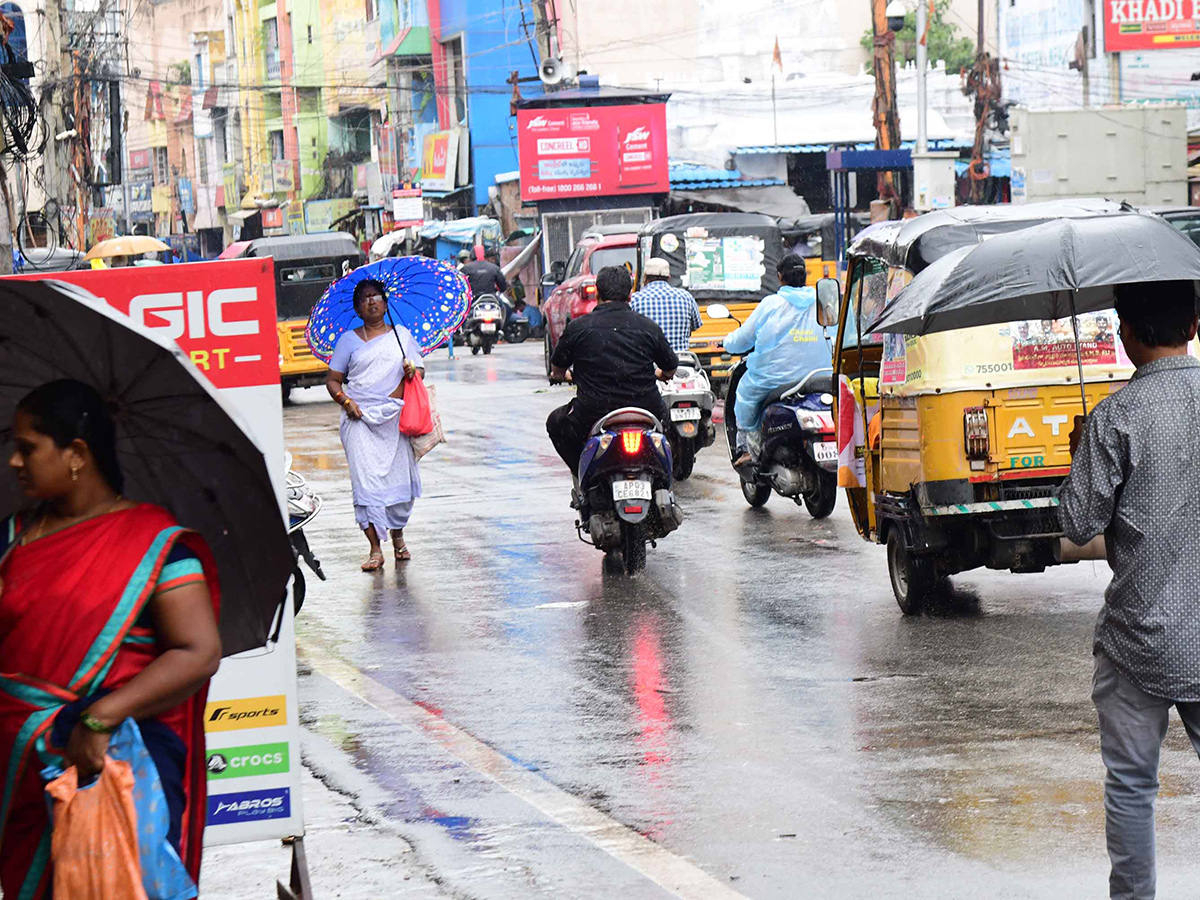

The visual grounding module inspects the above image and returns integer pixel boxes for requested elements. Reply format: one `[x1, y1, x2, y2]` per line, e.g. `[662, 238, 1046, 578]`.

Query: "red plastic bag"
[399, 375, 434, 437]
[46, 758, 149, 900]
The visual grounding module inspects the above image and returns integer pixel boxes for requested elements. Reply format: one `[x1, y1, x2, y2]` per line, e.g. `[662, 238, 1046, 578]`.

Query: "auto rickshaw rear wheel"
[886, 529, 936, 615]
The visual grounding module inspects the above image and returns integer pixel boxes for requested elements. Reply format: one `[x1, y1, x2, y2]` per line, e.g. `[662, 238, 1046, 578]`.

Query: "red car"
[542, 228, 639, 378]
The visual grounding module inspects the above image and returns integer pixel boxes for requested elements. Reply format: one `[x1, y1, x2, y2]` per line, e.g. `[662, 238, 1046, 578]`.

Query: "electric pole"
[870, 0, 900, 210]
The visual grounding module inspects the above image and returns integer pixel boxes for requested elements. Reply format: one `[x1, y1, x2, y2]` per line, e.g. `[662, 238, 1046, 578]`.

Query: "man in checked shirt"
[1059, 280, 1200, 900]
[630, 257, 702, 353]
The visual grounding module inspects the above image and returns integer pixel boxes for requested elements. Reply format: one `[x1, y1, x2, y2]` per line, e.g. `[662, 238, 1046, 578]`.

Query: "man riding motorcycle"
[631, 257, 702, 353]
[546, 266, 678, 475]
[722, 253, 832, 469]
[461, 250, 509, 300]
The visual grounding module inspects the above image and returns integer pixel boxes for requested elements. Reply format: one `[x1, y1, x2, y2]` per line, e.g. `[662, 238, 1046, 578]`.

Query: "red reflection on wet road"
[631, 611, 673, 839]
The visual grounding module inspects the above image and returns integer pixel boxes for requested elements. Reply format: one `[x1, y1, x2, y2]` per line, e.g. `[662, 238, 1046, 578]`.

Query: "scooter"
[724, 360, 839, 517]
[657, 351, 717, 480]
[574, 407, 684, 575]
[285, 452, 325, 613]
[465, 294, 503, 355]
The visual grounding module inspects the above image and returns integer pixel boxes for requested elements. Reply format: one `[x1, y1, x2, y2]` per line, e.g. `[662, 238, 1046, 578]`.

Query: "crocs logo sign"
[206, 742, 290, 780]
[128, 288, 261, 340]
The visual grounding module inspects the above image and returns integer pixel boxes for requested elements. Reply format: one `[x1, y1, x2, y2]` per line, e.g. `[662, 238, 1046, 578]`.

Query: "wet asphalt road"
[284, 343, 1200, 900]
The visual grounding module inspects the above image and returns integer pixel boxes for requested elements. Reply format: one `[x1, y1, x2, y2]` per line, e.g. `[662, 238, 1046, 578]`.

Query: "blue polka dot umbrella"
[305, 256, 471, 362]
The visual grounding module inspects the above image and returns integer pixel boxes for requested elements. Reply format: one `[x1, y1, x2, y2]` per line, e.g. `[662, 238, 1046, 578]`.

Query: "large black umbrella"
[866, 211, 1200, 411]
[0, 278, 293, 655]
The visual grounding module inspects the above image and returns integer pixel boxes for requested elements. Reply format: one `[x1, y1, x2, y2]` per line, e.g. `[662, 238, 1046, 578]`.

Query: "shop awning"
[736, 137, 972, 155]
[670, 184, 810, 220]
[227, 209, 259, 223]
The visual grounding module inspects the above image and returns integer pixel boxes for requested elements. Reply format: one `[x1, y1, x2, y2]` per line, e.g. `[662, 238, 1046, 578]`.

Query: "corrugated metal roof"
[670, 178, 785, 189]
[735, 138, 972, 155]
[668, 161, 785, 190]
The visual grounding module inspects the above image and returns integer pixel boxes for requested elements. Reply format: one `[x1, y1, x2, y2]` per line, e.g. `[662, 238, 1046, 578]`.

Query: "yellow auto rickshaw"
[238, 233, 365, 400]
[823, 200, 1134, 613]
[636, 213, 784, 386]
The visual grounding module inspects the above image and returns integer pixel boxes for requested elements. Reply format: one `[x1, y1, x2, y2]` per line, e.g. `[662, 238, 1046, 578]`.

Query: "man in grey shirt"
[1059, 280, 1200, 900]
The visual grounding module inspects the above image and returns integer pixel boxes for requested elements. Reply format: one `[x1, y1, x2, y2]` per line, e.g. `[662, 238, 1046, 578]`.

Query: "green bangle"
[79, 712, 117, 734]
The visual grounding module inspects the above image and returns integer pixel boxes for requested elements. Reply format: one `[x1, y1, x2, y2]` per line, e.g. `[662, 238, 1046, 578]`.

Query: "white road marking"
[298, 638, 750, 900]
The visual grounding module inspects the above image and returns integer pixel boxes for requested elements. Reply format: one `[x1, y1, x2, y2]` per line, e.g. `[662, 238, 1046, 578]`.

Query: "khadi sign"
[1106, 0, 1200, 51]
[517, 103, 669, 201]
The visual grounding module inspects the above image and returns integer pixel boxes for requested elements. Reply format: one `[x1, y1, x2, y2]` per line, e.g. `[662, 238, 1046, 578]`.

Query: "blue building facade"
[435, 0, 541, 210]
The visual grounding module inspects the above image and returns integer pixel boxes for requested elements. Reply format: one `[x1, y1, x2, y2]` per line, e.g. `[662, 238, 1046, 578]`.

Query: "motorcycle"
[574, 407, 684, 575]
[657, 350, 716, 480]
[724, 360, 839, 517]
[465, 294, 504, 355]
[500, 296, 530, 344]
[285, 452, 325, 613]
[706, 301, 838, 518]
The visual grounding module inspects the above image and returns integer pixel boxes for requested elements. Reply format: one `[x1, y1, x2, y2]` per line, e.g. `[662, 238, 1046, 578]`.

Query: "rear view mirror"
[815, 278, 840, 327]
[550, 260, 566, 284]
[707, 303, 731, 320]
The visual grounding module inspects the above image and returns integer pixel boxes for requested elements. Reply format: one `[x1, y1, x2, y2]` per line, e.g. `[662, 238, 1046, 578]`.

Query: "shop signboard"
[273, 160, 296, 193]
[262, 207, 285, 231]
[305, 197, 357, 233]
[392, 187, 423, 226]
[6, 260, 305, 846]
[1105, 0, 1200, 50]
[129, 149, 151, 171]
[421, 129, 459, 191]
[179, 177, 195, 216]
[517, 103, 669, 201]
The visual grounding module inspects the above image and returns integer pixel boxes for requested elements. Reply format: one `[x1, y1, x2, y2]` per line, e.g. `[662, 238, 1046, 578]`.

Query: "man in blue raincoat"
[723, 253, 832, 468]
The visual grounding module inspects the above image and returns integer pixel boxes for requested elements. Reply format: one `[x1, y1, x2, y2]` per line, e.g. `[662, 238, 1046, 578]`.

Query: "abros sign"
[517, 104, 669, 201]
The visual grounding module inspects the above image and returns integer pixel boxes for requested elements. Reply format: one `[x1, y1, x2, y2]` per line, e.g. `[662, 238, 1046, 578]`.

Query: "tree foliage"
[861, 0, 977, 75]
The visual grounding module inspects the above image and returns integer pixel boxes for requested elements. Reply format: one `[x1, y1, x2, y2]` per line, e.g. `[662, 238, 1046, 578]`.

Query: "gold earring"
[70, 466, 79, 482]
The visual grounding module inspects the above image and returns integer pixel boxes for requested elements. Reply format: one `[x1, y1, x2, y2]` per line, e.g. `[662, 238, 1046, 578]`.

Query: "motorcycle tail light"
[621, 430, 643, 454]
[963, 407, 989, 460]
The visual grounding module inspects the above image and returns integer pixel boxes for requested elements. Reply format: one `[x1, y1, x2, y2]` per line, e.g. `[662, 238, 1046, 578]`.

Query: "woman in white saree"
[325, 279, 425, 571]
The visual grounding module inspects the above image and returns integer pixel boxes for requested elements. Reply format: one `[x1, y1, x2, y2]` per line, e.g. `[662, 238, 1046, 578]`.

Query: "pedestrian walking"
[630, 257, 701, 353]
[0, 379, 222, 897]
[325, 279, 425, 571]
[1059, 280, 1200, 900]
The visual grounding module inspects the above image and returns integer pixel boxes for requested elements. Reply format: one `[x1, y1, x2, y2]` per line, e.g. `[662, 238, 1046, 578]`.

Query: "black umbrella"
[0, 278, 293, 655]
[866, 211, 1200, 412]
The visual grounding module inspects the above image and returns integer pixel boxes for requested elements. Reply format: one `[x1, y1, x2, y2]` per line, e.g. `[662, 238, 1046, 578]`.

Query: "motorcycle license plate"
[481, 322, 497, 332]
[813, 441, 838, 464]
[670, 407, 701, 422]
[612, 479, 653, 502]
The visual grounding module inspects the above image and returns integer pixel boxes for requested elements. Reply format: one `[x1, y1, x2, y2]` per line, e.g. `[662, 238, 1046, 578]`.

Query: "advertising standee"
[6, 261, 306, 850]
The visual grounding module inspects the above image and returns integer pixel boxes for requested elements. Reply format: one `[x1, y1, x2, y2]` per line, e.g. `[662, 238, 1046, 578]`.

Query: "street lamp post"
[916, 0, 927, 154]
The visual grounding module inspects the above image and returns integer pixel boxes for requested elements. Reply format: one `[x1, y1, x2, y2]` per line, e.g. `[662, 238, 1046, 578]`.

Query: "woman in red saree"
[0, 379, 222, 899]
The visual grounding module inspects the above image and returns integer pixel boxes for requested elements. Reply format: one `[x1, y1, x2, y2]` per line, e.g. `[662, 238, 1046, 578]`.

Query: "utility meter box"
[912, 152, 958, 211]
[1010, 106, 1186, 205]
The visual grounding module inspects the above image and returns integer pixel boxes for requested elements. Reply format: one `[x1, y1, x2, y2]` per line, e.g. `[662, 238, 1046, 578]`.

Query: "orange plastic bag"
[46, 758, 149, 900]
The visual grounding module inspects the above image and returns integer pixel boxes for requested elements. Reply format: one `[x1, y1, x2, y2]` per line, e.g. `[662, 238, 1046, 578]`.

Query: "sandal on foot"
[393, 543, 412, 561]
[361, 553, 385, 572]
